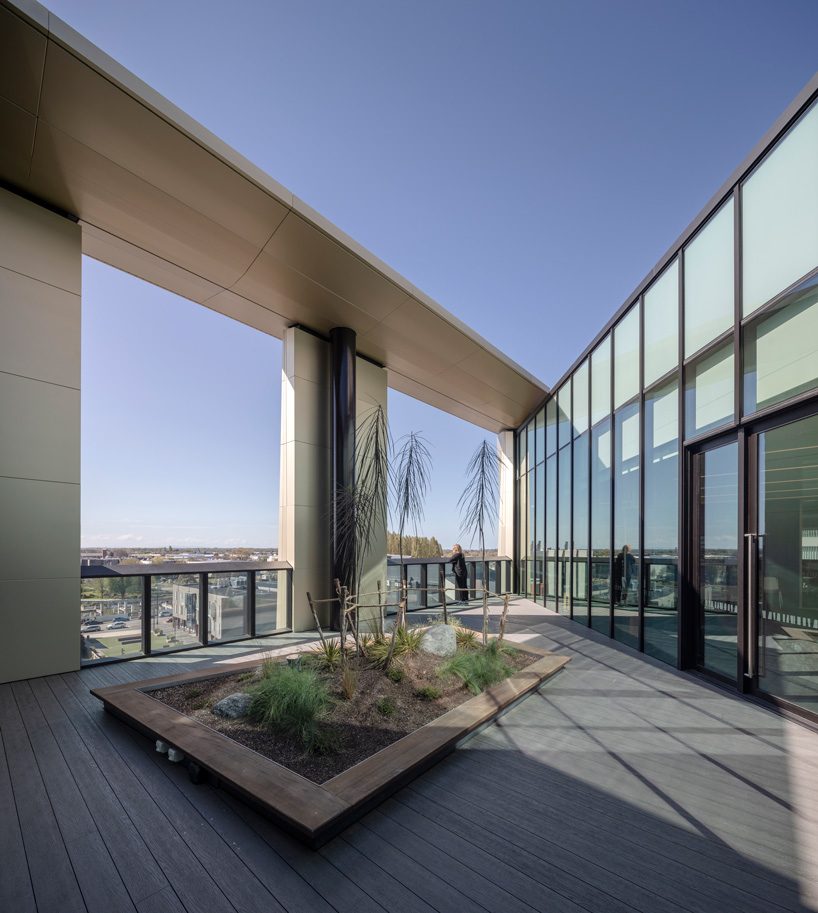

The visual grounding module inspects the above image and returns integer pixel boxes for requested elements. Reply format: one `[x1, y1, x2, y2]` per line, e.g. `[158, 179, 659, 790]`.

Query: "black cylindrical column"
[330, 327, 356, 627]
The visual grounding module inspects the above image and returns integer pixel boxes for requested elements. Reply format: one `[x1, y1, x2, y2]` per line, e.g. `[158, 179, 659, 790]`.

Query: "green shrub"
[455, 626, 478, 650]
[396, 625, 424, 655]
[415, 685, 442, 701]
[386, 665, 404, 683]
[248, 663, 332, 751]
[312, 638, 343, 671]
[439, 641, 513, 694]
[376, 696, 396, 717]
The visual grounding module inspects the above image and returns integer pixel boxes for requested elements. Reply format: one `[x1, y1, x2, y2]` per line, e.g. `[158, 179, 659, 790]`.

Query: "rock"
[421, 624, 457, 657]
[212, 692, 253, 719]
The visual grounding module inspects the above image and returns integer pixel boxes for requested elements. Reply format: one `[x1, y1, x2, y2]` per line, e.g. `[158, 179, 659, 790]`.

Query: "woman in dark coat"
[451, 544, 469, 604]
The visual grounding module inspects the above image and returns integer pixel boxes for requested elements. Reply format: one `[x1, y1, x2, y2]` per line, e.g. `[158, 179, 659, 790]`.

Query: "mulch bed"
[152, 643, 538, 783]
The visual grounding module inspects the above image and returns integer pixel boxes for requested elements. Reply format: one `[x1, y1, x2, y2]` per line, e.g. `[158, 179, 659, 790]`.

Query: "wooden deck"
[2, 611, 818, 912]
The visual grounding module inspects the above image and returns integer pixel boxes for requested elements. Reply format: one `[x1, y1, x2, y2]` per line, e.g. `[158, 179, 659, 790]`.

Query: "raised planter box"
[91, 645, 569, 847]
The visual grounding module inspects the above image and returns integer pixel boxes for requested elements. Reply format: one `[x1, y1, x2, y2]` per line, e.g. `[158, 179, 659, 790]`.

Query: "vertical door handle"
[745, 533, 757, 680]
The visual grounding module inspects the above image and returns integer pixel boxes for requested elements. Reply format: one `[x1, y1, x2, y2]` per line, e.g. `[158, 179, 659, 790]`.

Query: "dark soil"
[151, 642, 538, 783]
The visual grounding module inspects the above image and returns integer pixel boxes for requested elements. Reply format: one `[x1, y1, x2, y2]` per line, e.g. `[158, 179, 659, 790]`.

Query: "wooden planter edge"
[91, 645, 570, 847]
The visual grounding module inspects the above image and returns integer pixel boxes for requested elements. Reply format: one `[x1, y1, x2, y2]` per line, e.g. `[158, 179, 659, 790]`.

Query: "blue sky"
[69, 0, 818, 549]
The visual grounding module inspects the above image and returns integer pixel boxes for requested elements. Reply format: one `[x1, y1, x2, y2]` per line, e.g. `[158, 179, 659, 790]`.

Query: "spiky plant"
[458, 440, 500, 645]
[333, 404, 390, 638]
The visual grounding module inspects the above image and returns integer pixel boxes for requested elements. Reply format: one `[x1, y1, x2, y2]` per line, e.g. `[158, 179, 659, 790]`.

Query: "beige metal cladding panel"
[0, 95, 37, 186]
[0, 4, 46, 115]
[0, 477, 79, 581]
[38, 42, 289, 247]
[0, 372, 80, 483]
[292, 376, 330, 448]
[0, 265, 80, 388]
[0, 577, 80, 683]
[0, 186, 81, 293]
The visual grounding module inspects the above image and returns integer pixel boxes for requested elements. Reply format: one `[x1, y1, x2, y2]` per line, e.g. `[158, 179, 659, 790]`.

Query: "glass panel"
[387, 562, 402, 610]
[744, 274, 818, 414]
[743, 101, 818, 316]
[573, 360, 589, 437]
[591, 335, 611, 426]
[535, 462, 545, 600]
[643, 381, 679, 665]
[545, 453, 557, 607]
[698, 442, 739, 679]
[558, 381, 572, 447]
[643, 259, 679, 387]
[757, 414, 818, 713]
[685, 343, 734, 439]
[684, 197, 734, 357]
[405, 564, 423, 611]
[591, 420, 612, 633]
[256, 570, 288, 634]
[614, 304, 640, 409]
[151, 574, 201, 651]
[546, 398, 557, 456]
[527, 419, 536, 472]
[572, 431, 589, 623]
[614, 402, 640, 647]
[535, 409, 545, 465]
[207, 572, 249, 642]
[427, 565, 441, 607]
[528, 469, 536, 561]
[557, 444, 572, 613]
[80, 575, 143, 663]
[519, 425, 528, 476]
[519, 473, 528, 564]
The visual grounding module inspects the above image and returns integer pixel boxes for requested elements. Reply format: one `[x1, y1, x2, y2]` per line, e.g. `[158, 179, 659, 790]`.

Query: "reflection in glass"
[151, 574, 201, 652]
[405, 564, 423, 611]
[591, 420, 611, 633]
[80, 575, 144, 663]
[743, 101, 818, 316]
[643, 382, 679, 665]
[527, 419, 536, 472]
[744, 275, 818, 414]
[528, 468, 536, 562]
[546, 398, 557, 456]
[591, 335, 611, 426]
[208, 573, 249, 642]
[643, 259, 678, 388]
[558, 444, 572, 613]
[614, 304, 640, 409]
[545, 453, 557, 608]
[685, 343, 734, 439]
[535, 409, 545, 465]
[256, 570, 288, 633]
[519, 425, 527, 476]
[699, 443, 738, 679]
[756, 416, 818, 712]
[573, 431, 589, 623]
[558, 382, 572, 447]
[614, 403, 640, 647]
[535, 463, 545, 600]
[684, 198, 734, 357]
[573, 360, 589, 437]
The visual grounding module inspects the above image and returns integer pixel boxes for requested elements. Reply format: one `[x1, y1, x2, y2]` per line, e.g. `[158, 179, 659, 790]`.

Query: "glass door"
[751, 412, 818, 715]
[693, 440, 740, 681]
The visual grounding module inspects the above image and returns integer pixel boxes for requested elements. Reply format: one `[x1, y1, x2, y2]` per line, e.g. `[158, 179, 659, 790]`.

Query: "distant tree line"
[386, 532, 444, 558]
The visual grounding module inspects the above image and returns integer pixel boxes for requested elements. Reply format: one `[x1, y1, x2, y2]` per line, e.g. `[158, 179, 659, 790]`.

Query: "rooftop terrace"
[3, 607, 817, 913]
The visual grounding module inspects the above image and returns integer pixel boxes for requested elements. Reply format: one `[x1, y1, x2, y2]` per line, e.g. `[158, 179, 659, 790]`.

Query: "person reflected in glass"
[451, 544, 469, 604]
[614, 544, 636, 605]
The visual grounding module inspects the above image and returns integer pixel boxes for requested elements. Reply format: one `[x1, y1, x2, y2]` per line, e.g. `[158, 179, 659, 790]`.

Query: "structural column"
[0, 187, 82, 683]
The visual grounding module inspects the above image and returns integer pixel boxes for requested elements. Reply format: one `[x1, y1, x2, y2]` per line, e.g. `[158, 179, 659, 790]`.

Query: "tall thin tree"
[458, 440, 500, 645]
[392, 432, 432, 627]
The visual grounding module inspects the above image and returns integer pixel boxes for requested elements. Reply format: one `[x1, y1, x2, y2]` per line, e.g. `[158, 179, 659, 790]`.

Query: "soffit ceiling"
[0, 0, 548, 432]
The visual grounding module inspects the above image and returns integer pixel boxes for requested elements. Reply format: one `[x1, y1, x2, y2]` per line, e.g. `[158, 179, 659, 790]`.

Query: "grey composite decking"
[2, 610, 818, 913]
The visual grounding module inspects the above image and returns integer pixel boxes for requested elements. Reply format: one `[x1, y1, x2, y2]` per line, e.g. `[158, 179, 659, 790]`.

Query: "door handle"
[745, 533, 757, 680]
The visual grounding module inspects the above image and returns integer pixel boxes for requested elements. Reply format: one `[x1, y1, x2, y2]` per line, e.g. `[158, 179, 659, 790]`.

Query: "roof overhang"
[0, 0, 547, 432]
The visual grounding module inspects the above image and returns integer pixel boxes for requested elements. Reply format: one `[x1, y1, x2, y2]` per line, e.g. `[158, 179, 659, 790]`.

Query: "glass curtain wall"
[514, 93, 818, 690]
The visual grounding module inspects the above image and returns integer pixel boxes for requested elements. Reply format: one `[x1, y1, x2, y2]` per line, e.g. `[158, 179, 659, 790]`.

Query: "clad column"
[0, 188, 81, 682]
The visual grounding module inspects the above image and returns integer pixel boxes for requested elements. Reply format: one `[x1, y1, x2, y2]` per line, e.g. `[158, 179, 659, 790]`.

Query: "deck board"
[3, 611, 818, 912]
